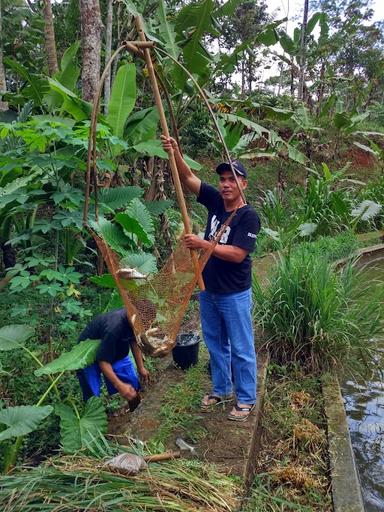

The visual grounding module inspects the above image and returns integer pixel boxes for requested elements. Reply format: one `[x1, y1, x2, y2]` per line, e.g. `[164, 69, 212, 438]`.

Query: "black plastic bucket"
[172, 332, 200, 370]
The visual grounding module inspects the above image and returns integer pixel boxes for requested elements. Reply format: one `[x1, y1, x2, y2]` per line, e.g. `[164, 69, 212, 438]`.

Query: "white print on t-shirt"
[209, 215, 231, 243]
[248, 232, 256, 238]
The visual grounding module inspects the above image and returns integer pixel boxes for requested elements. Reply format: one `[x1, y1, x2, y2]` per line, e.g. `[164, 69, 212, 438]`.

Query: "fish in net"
[88, 212, 235, 358]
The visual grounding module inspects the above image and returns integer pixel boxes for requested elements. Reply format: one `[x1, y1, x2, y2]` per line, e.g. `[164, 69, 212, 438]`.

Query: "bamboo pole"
[135, 16, 205, 290]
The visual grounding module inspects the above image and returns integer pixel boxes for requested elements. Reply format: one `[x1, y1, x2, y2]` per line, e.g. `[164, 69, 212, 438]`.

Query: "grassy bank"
[243, 364, 331, 512]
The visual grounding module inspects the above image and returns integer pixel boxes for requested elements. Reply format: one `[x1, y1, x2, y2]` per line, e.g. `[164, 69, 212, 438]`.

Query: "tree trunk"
[0, 0, 8, 112]
[1, 242, 16, 270]
[298, 0, 309, 101]
[43, 0, 59, 76]
[316, 60, 326, 116]
[241, 59, 245, 98]
[104, 0, 113, 114]
[80, 0, 103, 101]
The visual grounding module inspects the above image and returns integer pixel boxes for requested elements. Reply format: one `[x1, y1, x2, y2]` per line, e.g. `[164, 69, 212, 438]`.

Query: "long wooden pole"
[135, 16, 205, 290]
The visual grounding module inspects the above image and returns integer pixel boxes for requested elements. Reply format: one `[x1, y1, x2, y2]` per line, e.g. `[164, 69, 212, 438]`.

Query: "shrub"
[357, 176, 384, 230]
[291, 231, 359, 263]
[253, 248, 384, 373]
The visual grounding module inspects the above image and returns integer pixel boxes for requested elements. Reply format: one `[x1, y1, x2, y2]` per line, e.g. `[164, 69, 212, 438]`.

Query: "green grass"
[152, 348, 210, 445]
[253, 247, 384, 373]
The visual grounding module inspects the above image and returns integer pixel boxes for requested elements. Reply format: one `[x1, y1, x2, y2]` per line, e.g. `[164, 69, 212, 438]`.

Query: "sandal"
[201, 393, 233, 411]
[228, 403, 255, 422]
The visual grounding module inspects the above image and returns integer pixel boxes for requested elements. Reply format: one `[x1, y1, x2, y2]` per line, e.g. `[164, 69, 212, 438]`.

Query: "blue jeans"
[199, 288, 257, 405]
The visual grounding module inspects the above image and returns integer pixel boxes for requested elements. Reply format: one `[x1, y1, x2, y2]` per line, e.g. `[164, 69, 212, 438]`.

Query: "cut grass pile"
[0, 453, 240, 511]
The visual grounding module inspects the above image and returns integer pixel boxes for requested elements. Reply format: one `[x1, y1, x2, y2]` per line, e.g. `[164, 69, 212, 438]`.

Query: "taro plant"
[0, 324, 107, 472]
[293, 163, 353, 236]
[253, 246, 384, 373]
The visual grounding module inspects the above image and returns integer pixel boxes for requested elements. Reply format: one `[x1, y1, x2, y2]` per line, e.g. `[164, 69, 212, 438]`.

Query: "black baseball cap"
[215, 160, 247, 178]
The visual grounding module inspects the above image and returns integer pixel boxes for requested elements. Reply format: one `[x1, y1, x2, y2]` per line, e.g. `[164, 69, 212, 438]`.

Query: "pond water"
[341, 258, 384, 512]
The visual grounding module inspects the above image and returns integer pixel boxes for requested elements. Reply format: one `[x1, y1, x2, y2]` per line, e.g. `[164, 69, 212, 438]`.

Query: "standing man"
[77, 308, 149, 410]
[161, 136, 260, 421]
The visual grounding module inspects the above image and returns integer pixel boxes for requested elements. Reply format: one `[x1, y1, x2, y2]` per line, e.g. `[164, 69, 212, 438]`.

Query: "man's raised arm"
[161, 136, 201, 196]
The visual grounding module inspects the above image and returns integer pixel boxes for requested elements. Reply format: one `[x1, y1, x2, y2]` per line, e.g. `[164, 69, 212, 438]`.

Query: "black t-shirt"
[78, 308, 134, 364]
[197, 182, 260, 293]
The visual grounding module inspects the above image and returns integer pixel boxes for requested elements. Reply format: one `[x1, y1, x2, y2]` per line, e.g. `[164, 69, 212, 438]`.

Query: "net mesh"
[91, 228, 216, 357]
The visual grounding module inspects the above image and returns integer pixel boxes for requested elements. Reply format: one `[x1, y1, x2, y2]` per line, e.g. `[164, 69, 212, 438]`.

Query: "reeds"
[253, 248, 384, 373]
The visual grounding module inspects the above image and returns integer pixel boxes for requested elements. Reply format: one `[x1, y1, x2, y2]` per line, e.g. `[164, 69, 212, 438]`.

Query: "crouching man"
[77, 308, 149, 410]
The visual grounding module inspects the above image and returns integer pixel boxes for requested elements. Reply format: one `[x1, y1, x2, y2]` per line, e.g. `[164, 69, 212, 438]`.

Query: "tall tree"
[42, 0, 58, 75]
[80, 0, 102, 101]
[311, 0, 384, 107]
[220, 0, 270, 96]
[0, 0, 7, 111]
[298, 0, 309, 100]
[104, 0, 113, 114]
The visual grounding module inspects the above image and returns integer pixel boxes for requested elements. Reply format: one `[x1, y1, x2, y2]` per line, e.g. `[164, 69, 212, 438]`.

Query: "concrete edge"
[322, 371, 365, 512]
[333, 242, 384, 270]
[243, 349, 270, 491]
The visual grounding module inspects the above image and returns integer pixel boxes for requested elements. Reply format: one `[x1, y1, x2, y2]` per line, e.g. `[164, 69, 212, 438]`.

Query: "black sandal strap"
[234, 404, 254, 412]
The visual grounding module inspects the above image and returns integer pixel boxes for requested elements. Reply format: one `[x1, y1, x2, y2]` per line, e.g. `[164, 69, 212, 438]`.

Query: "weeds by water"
[242, 363, 331, 512]
[253, 248, 384, 373]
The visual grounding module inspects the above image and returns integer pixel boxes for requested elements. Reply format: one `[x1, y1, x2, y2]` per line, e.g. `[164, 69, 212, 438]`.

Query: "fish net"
[90, 215, 234, 357]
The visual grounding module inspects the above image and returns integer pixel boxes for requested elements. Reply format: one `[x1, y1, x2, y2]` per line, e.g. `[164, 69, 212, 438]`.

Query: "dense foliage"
[0, 2, 383, 503]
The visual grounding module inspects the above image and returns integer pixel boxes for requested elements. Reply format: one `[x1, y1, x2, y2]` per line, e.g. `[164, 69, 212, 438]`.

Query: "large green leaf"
[175, 0, 215, 86]
[55, 397, 107, 453]
[306, 12, 321, 34]
[120, 252, 158, 275]
[220, 113, 269, 137]
[0, 324, 34, 351]
[0, 171, 41, 210]
[125, 107, 159, 145]
[126, 198, 154, 237]
[4, 58, 48, 105]
[133, 139, 167, 158]
[115, 212, 153, 247]
[214, 0, 242, 17]
[48, 79, 92, 120]
[264, 106, 293, 121]
[333, 112, 351, 130]
[46, 42, 81, 110]
[34, 340, 101, 376]
[0, 405, 53, 441]
[319, 13, 329, 45]
[278, 31, 297, 55]
[257, 27, 279, 46]
[157, 0, 180, 60]
[144, 199, 173, 216]
[90, 274, 117, 289]
[92, 217, 131, 254]
[107, 64, 136, 139]
[286, 143, 307, 165]
[98, 186, 143, 212]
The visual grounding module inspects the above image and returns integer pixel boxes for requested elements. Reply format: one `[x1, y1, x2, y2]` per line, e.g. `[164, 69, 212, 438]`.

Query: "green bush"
[253, 248, 384, 373]
[357, 176, 384, 230]
[291, 231, 359, 263]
